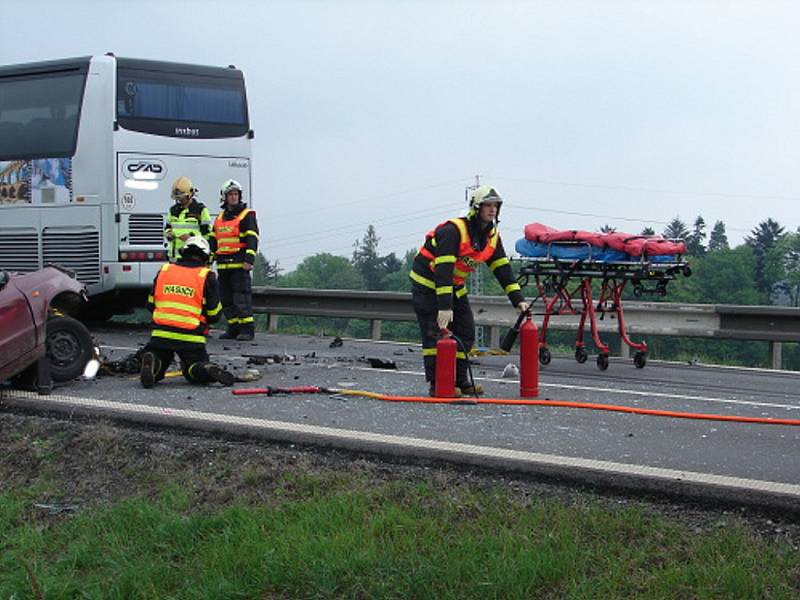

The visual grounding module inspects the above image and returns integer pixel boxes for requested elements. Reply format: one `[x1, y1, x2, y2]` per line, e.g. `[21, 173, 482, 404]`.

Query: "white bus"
[0, 54, 253, 318]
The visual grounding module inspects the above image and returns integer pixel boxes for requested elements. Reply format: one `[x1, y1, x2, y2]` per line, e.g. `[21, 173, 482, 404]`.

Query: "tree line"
[251, 218, 800, 369]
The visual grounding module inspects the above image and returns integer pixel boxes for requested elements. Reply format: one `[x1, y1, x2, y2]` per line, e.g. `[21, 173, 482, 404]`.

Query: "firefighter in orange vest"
[210, 179, 260, 341]
[140, 235, 235, 388]
[410, 185, 529, 396]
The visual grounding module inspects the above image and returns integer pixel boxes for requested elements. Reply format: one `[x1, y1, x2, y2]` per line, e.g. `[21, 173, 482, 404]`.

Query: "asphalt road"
[4, 326, 800, 508]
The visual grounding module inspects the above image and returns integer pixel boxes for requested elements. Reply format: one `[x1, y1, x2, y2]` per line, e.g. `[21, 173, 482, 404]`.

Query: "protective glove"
[516, 301, 530, 314]
[436, 309, 453, 330]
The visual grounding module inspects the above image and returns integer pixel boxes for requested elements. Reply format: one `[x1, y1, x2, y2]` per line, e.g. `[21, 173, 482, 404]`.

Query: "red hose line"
[232, 388, 800, 426]
[387, 395, 800, 426]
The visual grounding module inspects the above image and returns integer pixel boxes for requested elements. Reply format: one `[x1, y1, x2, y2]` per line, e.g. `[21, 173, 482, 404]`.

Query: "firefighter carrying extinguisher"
[210, 179, 260, 341]
[410, 185, 529, 396]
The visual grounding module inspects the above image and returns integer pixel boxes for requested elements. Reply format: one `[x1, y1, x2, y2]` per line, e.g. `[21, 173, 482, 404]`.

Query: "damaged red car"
[0, 266, 93, 388]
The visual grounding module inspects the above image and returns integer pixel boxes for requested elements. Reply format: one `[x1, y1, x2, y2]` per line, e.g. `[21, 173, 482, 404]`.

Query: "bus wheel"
[46, 315, 93, 382]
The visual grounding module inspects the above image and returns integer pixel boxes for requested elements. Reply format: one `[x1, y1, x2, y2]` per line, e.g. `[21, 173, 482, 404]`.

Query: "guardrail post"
[370, 319, 382, 341]
[769, 341, 783, 370]
[489, 326, 500, 349]
[267, 313, 280, 332]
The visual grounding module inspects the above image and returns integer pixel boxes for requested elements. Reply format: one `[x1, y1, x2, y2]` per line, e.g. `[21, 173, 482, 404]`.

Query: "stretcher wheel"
[575, 347, 588, 364]
[683, 266, 692, 277]
[538, 347, 552, 365]
[633, 285, 643, 297]
[596, 354, 609, 370]
[633, 351, 647, 369]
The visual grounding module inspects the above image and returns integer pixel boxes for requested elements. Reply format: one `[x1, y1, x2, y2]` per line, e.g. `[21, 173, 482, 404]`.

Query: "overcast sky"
[3, 1, 799, 270]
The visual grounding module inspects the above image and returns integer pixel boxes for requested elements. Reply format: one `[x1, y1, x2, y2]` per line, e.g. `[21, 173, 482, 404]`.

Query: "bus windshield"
[0, 71, 85, 160]
[117, 67, 249, 139]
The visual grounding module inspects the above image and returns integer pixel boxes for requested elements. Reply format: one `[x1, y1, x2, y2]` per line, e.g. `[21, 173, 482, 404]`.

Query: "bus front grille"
[43, 228, 101, 285]
[129, 214, 164, 245]
[0, 229, 39, 272]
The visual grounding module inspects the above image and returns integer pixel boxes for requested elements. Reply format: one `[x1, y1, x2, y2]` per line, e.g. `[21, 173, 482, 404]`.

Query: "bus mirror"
[248, 129, 255, 140]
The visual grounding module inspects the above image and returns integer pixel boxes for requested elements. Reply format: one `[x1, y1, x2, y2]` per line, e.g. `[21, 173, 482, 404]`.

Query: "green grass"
[2, 480, 799, 599]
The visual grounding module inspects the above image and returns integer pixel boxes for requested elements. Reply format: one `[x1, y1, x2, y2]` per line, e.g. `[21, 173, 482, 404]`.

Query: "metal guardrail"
[252, 287, 800, 369]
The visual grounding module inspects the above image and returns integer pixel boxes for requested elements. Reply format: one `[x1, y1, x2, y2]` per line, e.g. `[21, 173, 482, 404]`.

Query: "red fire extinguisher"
[434, 330, 457, 398]
[519, 316, 539, 398]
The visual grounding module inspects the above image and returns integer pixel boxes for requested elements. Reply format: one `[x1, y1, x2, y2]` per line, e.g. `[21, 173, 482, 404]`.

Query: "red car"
[0, 266, 93, 386]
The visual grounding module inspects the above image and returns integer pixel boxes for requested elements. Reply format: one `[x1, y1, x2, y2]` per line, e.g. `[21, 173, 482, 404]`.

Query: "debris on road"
[469, 347, 509, 356]
[100, 348, 144, 375]
[235, 368, 262, 383]
[364, 357, 397, 370]
[244, 353, 297, 365]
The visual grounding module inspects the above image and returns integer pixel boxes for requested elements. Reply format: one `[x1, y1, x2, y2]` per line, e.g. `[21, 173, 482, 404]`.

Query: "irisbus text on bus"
[0, 54, 253, 318]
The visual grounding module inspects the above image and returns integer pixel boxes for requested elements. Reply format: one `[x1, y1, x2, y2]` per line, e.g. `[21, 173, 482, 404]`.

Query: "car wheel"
[46, 315, 93, 382]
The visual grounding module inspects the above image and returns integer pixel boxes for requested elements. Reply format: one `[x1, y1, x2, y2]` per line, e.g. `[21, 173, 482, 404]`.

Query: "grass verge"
[1, 413, 799, 599]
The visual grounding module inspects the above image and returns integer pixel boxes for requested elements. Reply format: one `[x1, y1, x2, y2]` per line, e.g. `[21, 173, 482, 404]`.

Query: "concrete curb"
[4, 389, 800, 512]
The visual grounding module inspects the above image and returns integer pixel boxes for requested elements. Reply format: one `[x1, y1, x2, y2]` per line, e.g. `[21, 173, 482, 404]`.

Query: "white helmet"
[181, 235, 211, 259]
[220, 179, 243, 205]
[468, 185, 502, 217]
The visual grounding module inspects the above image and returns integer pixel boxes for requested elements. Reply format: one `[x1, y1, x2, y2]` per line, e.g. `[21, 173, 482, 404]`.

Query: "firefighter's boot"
[236, 325, 255, 342]
[458, 382, 484, 396]
[219, 327, 240, 340]
[205, 363, 235, 386]
[140, 351, 158, 389]
[429, 384, 462, 398]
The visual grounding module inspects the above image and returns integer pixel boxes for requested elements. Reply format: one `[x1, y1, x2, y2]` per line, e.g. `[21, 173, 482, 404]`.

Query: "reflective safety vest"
[213, 208, 251, 255]
[152, 264, 210, 343]
[167, 203, 211, 261]
[418, 218, 498, 285]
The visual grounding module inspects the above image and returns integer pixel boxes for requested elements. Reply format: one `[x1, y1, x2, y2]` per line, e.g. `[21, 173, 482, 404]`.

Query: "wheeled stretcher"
[514, 223, 692, 370]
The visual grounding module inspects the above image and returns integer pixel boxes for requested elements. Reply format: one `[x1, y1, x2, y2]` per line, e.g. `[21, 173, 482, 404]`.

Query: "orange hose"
[331, 389, 800, 426]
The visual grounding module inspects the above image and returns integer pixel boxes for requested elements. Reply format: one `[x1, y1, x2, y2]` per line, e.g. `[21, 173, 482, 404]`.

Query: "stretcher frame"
[515, 241, 691, 370]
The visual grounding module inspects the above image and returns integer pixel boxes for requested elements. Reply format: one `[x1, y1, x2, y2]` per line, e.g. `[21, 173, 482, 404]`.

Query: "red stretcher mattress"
[523, 223, 686, 257]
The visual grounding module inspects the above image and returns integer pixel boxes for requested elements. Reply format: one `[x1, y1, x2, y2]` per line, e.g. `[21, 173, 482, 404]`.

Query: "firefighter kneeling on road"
[140, 235, 235, 388]
[211, 179, 260, 341]
[410, 185, 529, 397]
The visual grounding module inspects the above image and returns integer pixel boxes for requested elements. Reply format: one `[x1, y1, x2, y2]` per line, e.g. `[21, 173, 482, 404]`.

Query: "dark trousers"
[218, 268, 254, 333]
[142, 343, 215, 384]
[411, 284, 475, 385]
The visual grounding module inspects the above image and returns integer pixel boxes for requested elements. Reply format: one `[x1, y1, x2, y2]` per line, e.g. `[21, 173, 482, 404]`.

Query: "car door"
[0, 271, 36, 379]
